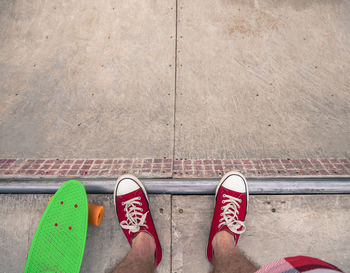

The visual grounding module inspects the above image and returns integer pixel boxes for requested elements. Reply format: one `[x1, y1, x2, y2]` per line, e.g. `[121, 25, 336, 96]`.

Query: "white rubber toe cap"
[222, 174, 247, 193]
[116, 178, 140, 196]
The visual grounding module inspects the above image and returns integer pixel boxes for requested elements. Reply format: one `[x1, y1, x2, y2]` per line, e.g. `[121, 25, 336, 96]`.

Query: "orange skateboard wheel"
[88, 203, 104, 226]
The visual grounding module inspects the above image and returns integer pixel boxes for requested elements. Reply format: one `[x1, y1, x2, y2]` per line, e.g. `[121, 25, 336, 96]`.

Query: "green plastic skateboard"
[24, 180, 89, 272]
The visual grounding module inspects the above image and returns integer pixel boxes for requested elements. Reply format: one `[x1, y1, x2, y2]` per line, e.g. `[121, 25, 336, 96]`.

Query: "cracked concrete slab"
[171, 195, 350, 272]
[0, 0, 176, 159]
[175, 0, 350, 159]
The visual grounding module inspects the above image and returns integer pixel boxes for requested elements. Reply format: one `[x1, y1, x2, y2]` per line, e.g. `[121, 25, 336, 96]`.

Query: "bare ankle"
[212, 231, 236, 254]
[131, 232, 156, 257]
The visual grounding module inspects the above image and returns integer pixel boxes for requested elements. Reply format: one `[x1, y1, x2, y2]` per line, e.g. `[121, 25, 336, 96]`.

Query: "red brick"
[194, 160, 202, 164]
[104, 160, 113, 164]
[242, 160, 251, 164]
[204, 165, 212, 170]
[58, 170, 68, 176]
[64, 159, 74, 163]
[185, 165, 192, 170]
[31, 164, 41, 169]
[85, 160, 94, 164]
[334, 164, 345, 170]
[25, 159, 35, 163]
[75, 160, 84, 164]
[34, 160, 45, 164]
[81, 165, 91, 170]
[194, 165, 203, 170]
[25, 170, 36, 175]
[45, 159, 55, 163]
[214, 165, 222, 170]
[144, 159, 153, 163]
[164, 158, 172, 163]
[174, 160, 182, 165]
[142, 164, 151, 169]
[204, 160, 213, 164]
[329, 159, 339, 163]
[184, 160, 191, 165]
[153, 164, 161, 168]
[51, 165, 61, 169]
[271, 159, 281, 164]
[67, 170, 78, 175]
[313, 164, 324, 170]
[123, 165, 131, 169]
[154, 159, 162, 163]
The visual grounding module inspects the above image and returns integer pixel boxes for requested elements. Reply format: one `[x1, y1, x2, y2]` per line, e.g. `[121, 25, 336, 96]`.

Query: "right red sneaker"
[114, 174, 162, 266]
[207, 171, 249, 263]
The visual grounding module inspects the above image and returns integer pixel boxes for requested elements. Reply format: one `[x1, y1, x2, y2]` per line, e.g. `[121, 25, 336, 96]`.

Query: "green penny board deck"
[24, 180, 88, 272]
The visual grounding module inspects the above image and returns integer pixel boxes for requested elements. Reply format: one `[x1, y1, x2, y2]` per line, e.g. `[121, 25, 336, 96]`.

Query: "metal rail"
[0, 176, 350, 194]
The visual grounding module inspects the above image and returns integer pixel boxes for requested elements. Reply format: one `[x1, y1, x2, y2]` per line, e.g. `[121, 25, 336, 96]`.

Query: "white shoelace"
[218, 194, 246, 234]
[120, 196, 149, 234]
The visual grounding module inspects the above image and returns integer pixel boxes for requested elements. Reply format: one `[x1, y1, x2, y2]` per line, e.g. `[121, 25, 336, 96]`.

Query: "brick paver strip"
[0, 158, 349, 178]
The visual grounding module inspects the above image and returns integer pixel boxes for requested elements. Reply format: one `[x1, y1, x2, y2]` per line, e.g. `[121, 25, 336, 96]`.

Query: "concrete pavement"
[1, 0, 350, 159]
[1, 194, 349, 272]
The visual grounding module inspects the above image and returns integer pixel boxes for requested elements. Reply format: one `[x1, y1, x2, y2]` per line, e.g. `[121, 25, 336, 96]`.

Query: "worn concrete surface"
[1, 0, 350, 160]
[0, 0, 176, 158]
[0, 194, 171, 273]
[1, 194, 349, 272]
[175, 0, 350, 159]
[172, 195, 350, 272]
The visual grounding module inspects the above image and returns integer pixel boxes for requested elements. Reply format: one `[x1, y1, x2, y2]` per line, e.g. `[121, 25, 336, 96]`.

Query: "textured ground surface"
[1, 194, 349, 273]
[1, 158, 350, 178]
[1, 0, 350, 160]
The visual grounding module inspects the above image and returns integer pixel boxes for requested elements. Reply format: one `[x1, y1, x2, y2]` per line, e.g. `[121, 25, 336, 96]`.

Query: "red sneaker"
[114, 174, 162, 266]
[207, 171, 249, 263]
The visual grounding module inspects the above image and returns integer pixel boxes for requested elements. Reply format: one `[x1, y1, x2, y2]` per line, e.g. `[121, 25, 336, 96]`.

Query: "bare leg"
[113, 232, 156, 273]
[212, 231, 257, 273]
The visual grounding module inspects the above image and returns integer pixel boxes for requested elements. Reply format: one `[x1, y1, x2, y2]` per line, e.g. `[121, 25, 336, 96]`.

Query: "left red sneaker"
[114, 174, 162, 266]
[207, 171, 249, 263]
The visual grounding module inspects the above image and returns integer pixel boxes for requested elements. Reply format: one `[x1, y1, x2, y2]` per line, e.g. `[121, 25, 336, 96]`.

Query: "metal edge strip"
[0, 177, 350, 194]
